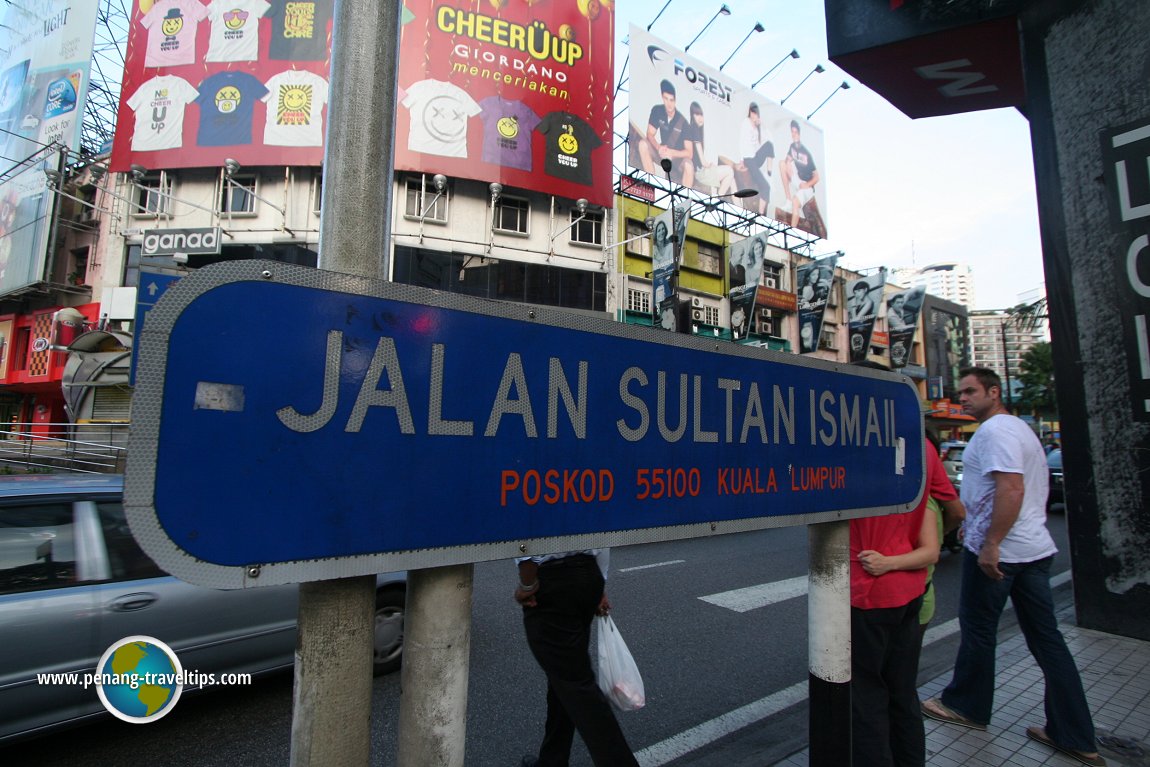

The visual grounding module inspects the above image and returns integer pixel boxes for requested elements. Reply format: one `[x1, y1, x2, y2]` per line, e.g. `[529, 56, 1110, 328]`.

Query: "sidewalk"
[774, 605, 1150, 766]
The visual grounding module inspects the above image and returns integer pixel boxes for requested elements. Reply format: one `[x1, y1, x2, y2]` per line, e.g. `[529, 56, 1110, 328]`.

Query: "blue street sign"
[130, 270, 182, 385]
[126, 261, 925, 588]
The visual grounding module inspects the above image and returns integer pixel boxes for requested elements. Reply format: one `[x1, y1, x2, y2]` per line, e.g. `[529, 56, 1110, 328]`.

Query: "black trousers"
[523, 555, 638, 767]
[851, 596, 926, 767]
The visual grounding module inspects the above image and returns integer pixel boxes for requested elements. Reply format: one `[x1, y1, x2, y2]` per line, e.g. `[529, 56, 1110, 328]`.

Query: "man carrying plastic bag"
[514, 549, 641, 767]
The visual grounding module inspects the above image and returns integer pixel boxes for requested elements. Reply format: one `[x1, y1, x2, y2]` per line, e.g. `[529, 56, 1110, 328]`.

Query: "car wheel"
[373, 587, 405, 676]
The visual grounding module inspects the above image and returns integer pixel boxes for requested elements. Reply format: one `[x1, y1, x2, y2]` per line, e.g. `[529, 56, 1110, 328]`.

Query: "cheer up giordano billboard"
[627, 24, 829, 240]
[0, 1, 98, 298]
[111, 0, 616, 208]
[394, 0, 616, 207]
[110, 0, 336, 172]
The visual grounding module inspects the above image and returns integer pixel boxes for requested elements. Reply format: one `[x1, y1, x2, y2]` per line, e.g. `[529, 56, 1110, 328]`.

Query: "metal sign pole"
[290, 1, 405, 764]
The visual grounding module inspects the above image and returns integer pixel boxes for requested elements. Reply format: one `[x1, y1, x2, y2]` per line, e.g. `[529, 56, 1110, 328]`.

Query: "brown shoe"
[921, 697, 987, 731]
[1026, 726, 1107, 766]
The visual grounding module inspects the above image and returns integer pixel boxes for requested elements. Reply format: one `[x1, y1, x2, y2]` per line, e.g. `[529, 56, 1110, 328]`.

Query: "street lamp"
[685, 4, 730, 51]
[807, 81, 850, 120]
[752, 49, 800, 89]
[781, 64, 826, 106]
[719, 22, 764, 71]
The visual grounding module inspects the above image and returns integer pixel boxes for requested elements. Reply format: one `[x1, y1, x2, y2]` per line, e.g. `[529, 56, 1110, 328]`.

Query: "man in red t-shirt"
[850, 441, 959, 767]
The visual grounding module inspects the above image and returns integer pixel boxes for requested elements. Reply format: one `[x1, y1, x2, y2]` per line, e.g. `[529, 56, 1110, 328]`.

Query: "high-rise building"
[968, 309, 1048, 405]
[892, 262, 976, 308]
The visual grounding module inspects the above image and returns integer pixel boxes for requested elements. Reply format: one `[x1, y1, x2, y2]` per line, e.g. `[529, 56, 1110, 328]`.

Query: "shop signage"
[142, 227, 222, 257]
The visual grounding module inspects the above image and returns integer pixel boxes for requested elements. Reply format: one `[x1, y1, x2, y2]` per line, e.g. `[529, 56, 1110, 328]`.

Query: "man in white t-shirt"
[922, 367, 1105, 767]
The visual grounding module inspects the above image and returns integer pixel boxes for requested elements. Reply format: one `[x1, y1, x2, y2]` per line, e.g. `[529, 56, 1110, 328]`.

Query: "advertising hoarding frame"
[626, 24, 829, 239]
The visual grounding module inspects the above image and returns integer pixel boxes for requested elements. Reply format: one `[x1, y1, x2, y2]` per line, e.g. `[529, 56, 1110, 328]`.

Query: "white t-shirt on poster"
[960, 413, 1056, 563]
[126, 75, 199, 151]
[261, 70, 329, 146]
[205, 0, 270, 62]
[402, 80, 481, 158]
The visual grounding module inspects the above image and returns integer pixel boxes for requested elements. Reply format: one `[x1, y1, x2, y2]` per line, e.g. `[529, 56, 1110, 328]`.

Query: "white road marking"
[698, 575, 808, 612]
[619, 560, 686, 573]
[639, 568, 1074, 765]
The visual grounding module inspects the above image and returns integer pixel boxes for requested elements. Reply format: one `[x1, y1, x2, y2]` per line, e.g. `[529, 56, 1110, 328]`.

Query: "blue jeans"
[940, 551, 1096, 752]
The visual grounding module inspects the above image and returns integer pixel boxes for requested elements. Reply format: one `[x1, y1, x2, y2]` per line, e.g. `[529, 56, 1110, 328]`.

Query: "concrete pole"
[291, 578, 377, 765]
[396, 564, 475, 767]
[807, 520, 852, 766]
[290, 1, 400, 765]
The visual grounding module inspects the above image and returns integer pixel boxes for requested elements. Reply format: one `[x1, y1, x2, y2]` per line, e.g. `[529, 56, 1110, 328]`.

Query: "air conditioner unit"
[759, 308, 773, 319]
[691, 307, 705, 321]
[691, 297, 703, 308]
[764, 277, 777, 289]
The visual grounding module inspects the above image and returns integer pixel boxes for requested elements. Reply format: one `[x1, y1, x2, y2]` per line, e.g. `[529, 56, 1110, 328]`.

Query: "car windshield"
[1048, 449, 1062, 469]
[944, 447, 964, 461]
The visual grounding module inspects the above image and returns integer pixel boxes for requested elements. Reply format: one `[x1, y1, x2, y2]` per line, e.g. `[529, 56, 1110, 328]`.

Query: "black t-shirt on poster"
[537, 112, 603, 186]
[266, 0, 333, 61]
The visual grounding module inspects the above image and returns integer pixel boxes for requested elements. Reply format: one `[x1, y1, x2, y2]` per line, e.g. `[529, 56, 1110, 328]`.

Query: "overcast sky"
[620, 1, 1045, 310]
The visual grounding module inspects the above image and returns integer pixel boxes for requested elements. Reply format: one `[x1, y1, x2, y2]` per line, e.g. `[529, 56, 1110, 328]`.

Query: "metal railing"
[0, 422, 129, 474]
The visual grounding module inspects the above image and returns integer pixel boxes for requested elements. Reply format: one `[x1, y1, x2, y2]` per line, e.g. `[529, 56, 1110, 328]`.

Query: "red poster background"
[395, 1, 615, 207]
[110, 0, 333, 172]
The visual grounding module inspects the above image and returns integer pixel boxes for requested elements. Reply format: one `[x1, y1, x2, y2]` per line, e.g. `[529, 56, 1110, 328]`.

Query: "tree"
[1017, 341, 1057, 417]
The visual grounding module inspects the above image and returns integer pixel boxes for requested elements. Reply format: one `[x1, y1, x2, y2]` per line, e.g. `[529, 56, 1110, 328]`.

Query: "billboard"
[627, 25, 829, 239]
[0, 2, 98, 297]
[110, 0, 336, 172]
[651, 202, 688, 329]
[728, 234, 766, 339]
[796, 255, 838, 353]
[846, 272, 885, 362]
[886, 285, 926, 368]
[394, 1, 616, 207]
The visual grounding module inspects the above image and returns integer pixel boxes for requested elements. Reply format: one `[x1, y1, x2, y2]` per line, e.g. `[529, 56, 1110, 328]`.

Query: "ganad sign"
[142, 228, 222, 257]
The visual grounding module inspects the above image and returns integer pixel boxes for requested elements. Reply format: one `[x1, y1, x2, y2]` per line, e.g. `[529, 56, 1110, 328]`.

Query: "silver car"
[0, 474, 405, 743]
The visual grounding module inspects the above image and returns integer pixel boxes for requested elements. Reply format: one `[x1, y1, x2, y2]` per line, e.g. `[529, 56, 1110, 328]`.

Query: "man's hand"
[979, 540, 1004, 580]
[514, 581, 538, 607]
[597, 593, 612, 616]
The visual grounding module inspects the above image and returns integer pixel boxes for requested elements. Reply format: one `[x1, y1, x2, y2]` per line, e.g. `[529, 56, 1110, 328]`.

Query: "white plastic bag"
[596, 614, 645, 711]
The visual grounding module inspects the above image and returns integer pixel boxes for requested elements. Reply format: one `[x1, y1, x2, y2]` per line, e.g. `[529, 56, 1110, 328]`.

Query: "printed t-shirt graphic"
[141, 0, 209, 68]
[205, 0, 270, 62]
[265, 0, 333, 61]
[126, 76, 199, 151]
[537, 112, 602, 186]
[195, 71, 268, 146]
[262, 70, 329, 146]
[402, 80, 481, 158]
[478, 97, 540, 171]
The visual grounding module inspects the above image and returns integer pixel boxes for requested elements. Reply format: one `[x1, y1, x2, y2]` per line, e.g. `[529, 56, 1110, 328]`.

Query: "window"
[391, 247, 606, 312]
[98, 502, 163, 581]
[695, 242, 721, 275]
[0, 504, 77, 594]
[312, 172, 323, 214]
[820, 323, 839, 351]
[704, 305, 720, 325]
[123, 244, 141, 288]
[404, 176, 447, 222]
[493, 196, 529, 234]
[627, 288, 650, 314]
[570, 209, 603, 246]
[132, 172, 170, 216]
[763, 263, 782, 289]
[624, 220, 650, 256]
[222, 175, 257, 215]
